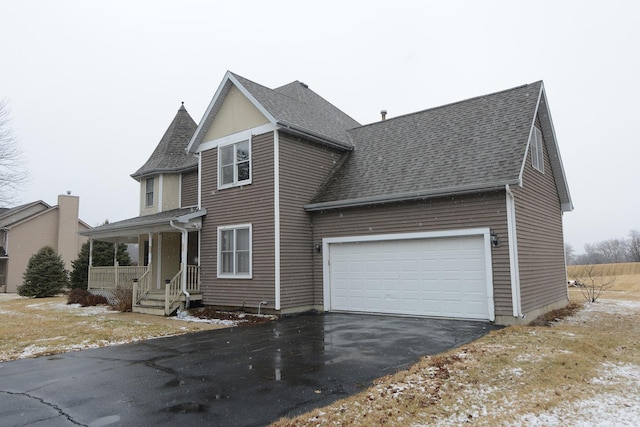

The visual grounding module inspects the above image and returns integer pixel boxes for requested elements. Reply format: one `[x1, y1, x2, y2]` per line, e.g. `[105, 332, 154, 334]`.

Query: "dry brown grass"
[0, 296, 225, 362]
[272, 274, 640, 426]
[567, 262, 640, 277]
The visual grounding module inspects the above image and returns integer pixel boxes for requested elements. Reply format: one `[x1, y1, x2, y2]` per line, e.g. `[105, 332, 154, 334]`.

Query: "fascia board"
[518, 84, 544, 187]
[226, 73, 277, 124]
[538, 84, 574, 211]
[305, 181, 516, 212]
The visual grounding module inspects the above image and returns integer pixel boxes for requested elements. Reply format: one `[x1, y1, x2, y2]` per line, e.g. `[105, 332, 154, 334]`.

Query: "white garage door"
[327, 234, 491, 320]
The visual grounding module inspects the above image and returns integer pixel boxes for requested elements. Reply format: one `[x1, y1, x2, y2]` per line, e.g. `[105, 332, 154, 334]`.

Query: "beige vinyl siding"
[5, 210, 59, 293]
[310, 191, 513, 316]
[200, 132, 275, 307]
[278, 133, 345, 309]
[180, 169, 198, 207]
[513, 120, 567, 312]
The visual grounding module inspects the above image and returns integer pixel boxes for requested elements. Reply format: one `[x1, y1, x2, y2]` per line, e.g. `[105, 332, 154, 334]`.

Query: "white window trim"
[218, 137, 252, 189]
[531, 127, 544, 173]
[217, 223, 252, 279]
[145, 178, 154, 208]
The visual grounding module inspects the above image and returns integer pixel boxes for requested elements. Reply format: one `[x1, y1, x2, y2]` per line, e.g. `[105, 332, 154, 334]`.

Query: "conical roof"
[131, 103, 198, 179]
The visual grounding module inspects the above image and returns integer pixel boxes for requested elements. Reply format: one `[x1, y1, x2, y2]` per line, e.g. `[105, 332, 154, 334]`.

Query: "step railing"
[133, 268, 151, 306]
[165, 270, 182, 315]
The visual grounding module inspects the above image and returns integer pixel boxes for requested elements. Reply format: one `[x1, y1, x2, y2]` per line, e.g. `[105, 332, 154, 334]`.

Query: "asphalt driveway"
[0, 313, 500, 426]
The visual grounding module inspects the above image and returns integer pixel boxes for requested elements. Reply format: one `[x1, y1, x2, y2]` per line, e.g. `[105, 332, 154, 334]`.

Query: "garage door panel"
[328, 234, 490, 320]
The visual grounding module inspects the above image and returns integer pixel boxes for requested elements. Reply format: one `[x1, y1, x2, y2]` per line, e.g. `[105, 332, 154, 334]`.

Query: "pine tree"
[18, 246, 69, 297]
[70, 241, 132, 289]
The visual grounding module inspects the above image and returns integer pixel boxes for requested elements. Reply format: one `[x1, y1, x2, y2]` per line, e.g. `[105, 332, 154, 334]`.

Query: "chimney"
[57, 194, 80, 270]
[380, 110, 387, 121]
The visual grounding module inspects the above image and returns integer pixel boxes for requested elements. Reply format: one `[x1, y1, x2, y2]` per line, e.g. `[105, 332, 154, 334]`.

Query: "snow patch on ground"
[24, 301, 113, 316]
[171, 309, 240, 327]
[517, 363, 640, 427]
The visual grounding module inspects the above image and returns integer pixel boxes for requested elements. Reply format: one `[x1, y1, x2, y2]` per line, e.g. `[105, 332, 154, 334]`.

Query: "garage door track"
[0, 313, 500, 426]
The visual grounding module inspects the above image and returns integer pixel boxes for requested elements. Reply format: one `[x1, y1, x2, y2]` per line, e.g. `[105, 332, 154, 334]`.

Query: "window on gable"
[219, 139, 251, 188]
[531, 127, 544, 173]
[145, 177, 154, 207]
[218, 224, 252, 278]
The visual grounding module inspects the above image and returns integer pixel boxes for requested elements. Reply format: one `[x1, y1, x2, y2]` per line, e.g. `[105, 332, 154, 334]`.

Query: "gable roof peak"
[188, 71, 361, 153]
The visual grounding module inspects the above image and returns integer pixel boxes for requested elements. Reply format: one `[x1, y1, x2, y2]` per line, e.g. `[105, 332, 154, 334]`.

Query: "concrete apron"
[0, 313, 500, 426]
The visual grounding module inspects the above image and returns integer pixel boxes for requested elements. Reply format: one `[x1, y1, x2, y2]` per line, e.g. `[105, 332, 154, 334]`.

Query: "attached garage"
[322, 229, 495, 321]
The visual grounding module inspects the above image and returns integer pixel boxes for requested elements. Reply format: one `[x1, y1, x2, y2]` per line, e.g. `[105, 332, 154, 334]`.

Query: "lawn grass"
[271, 273, 640, 426]
[0, 297, 224, 361]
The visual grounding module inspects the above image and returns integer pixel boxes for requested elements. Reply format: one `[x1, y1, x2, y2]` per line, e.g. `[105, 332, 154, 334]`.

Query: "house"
[82, 72, 573, 325]
[0, 194, 90, 293]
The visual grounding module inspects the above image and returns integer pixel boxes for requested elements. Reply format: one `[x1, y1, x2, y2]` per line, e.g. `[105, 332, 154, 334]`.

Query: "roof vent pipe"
[380, 110, 387, 121]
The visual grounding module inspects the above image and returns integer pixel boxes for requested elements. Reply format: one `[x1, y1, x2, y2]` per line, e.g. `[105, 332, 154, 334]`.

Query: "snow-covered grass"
[272, 279, 640, 427]
[0, 297, 229, 362]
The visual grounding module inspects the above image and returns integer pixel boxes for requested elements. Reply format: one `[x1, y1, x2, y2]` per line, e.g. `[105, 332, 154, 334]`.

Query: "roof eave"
[304, 181, 517, 212]
[277, 121, 353, 151]
[130, 163, 198, 180]
[79, 209, 206, 240]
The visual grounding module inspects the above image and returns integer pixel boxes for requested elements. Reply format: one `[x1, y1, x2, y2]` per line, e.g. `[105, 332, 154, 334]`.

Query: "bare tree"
[564, 243, 575, 265]
[570, 264, 616, 303]
[629, 230, 640, 262]
[0, 100, 28, 205]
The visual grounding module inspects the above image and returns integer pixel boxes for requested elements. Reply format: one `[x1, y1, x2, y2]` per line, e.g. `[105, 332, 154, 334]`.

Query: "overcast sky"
[1, 0, 638, 254]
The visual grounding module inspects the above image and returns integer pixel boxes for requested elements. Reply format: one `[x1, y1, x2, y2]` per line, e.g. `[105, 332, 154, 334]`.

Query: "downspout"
[506, 185, 524, 318]
[169, 220, 190, 307]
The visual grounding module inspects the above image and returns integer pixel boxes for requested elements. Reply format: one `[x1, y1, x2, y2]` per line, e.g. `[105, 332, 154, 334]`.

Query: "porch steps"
[133, 292, 204, 316]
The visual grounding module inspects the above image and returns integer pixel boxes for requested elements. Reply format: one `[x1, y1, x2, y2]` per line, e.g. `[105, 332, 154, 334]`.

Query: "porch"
[88, 264, 202, 316]
[80, 207, 207, 317]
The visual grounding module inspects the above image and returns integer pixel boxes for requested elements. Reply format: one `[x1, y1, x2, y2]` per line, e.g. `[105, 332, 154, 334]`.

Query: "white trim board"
[322, 228, 495, 321]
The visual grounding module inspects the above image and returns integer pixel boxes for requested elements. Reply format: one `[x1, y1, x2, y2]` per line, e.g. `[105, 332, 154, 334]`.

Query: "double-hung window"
[145, 177, 154, 207]
[530, 127, 544, 173]
[219, 139, 251, 188]
[218, 224, 252, 278]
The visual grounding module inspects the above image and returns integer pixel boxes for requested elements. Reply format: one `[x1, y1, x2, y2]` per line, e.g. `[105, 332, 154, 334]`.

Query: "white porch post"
[88, 239, 93, 289]
[114, 240, 119, 288]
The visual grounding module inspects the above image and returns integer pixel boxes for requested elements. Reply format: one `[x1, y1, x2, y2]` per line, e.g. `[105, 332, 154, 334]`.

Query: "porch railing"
[134, 268, 151, 305]
[164, 265, 200, 315]
[88, 266, 148, 290]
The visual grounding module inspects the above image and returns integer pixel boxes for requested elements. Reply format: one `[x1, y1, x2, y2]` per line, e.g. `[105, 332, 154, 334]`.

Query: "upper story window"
[219, 139, 251, 188]
[145, 177, 154, 207]
[530, 127, 544, 173]
[218, 224, 252, 278]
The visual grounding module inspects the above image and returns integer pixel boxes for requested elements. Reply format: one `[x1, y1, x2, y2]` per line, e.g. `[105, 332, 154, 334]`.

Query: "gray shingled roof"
[131, 103, 198, 179]
[79, 207, 205, 241]
[233, 73, 361, 145]
[188, 72, 361, 153]
[308, 82, 545, 208]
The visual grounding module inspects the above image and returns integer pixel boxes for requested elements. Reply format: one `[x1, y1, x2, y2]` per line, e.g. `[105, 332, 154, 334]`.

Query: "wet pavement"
[0, 313, 500, 426]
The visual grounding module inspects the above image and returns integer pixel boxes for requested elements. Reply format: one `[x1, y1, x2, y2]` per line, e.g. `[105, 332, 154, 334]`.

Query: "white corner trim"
[322, 227, 495, 320]
[506, 185, 522, 317]
[197, 153, 202, 209]
[274, 130, 281, 310]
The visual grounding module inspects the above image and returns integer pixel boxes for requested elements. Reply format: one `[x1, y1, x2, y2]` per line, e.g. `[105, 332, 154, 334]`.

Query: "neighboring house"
[0, 194, 90, 293]
[83, 72, 573, 325]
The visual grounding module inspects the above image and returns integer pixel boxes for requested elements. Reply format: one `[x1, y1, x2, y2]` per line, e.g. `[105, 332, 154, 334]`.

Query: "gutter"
[276, 121, 353, 151]
[305, 180, 519, 212]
